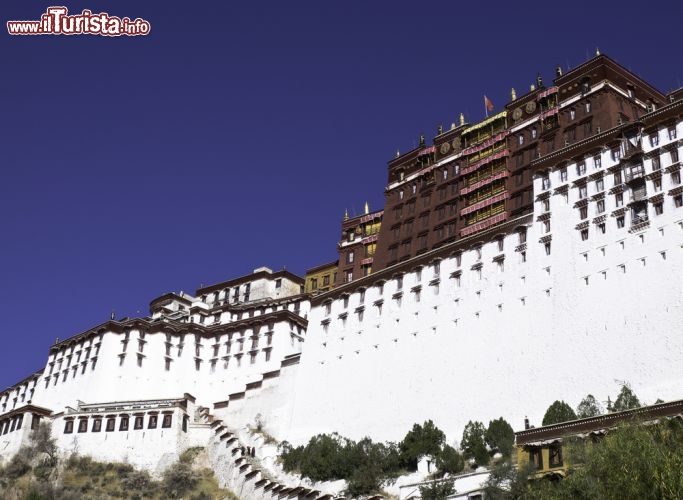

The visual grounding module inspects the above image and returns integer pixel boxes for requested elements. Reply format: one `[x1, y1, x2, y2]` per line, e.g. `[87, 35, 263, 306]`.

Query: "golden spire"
[344, 208, 349, 221]
[511, 88, 517, 100]
[459, 113, 465, 126]
[364, 201, 369, 214]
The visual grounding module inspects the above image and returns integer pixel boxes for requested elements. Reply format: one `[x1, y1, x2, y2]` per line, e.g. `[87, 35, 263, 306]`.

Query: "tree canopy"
[485, 417, 515, 457]
[576, 394, 603, 418]
[461, 421, 489, 467]
[399, 420, 445, 470]
[435, 444, 464, 475]
[542, 400, 577, 425]
[612, 383, 641, 412]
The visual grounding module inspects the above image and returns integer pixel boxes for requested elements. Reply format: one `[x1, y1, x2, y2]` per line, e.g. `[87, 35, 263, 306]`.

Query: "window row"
[203, 283, 252, 305]
[64, 413, 177, 434]
[648, 126, 678, 147]
[45, 359, 98, 388]
[0, 414, 24, 434]
[395, 165, 460, 197]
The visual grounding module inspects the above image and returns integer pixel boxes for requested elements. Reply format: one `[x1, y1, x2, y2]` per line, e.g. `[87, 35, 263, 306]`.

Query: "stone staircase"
[199, 408, 359, 500]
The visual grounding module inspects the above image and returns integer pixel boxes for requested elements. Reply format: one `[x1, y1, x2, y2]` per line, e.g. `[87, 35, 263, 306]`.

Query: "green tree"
[435, 444, 464, 475]
[419, 478, 455, 500]
[399, 420, 446, 470]
[280, 433, 401, 496]
[299, 433, 352, 481]
[483, 461, 535, 500]
[612, 383, 641, 412]
[461, 421, 489, 467]
[485, 418, 515, 457]
[345, 438, 400, 496]
[576, 394, 603, 418]
[542, 400, 577, 425]
[279, 441, 304, 473]
[30, 422, 58, 466]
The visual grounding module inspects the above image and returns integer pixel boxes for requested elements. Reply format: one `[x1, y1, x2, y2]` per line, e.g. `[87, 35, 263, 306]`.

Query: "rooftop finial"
[110, 310, 115, 320]
[437, 124, 443, 135]
[396, 149, 400, 158]
[459, 113, 465, 126]
[344, 208, 349, 221]
[450, 122, 456, 130]
[364, 201, 369, 214]
[419, 133, 426, 147]
[556, 65, 563, 78]
[596, 47, 601, 56]
[511, 88, 517, 100]
[530, 84, 536, 91]
[536, 73, 544, 88]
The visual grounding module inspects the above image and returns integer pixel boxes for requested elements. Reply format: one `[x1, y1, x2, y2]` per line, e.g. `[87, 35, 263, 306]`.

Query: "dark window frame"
[549, 444, 563, 468]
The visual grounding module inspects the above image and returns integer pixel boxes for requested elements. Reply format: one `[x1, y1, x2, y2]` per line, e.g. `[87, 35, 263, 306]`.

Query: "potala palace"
[2, 54, 683, 497]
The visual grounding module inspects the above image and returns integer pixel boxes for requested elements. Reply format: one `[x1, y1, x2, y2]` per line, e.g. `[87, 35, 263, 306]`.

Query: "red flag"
[484, 95, 494, 112]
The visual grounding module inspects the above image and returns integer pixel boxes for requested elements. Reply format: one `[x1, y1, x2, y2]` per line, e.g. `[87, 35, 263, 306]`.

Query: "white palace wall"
[285, 125, 683, 445]
[212, 354, 302, 440]
[30, 314, 306, 415]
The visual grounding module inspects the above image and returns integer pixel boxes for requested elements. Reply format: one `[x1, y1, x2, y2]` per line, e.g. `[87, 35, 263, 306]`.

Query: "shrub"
[67, 454, 98, 474]
[4, 449, 31, 479]
[120, 469, 153, 492]
[33, 461, 55, 481]
[112, 462, 135, 477]
[419, 478, 455, 500]
[346, 465, 384, 497]
[179, 447, 204, 464]
[483, 461, 536, 500]
[162, 461, 199, 498]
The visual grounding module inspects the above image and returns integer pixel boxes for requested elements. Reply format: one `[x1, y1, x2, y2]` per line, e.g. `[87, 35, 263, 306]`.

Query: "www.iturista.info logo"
[7, 7, 151, 36]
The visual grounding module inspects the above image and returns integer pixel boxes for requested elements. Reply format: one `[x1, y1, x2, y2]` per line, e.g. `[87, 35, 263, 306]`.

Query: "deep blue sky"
[1, 0, 681, 389]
